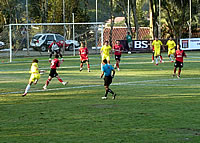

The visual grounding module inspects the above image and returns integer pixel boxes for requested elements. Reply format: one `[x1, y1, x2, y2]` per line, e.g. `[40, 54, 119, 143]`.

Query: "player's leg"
[116, 60, 119, 70]
[177, 67, 181, 78]
[116, 55, 121, 71]
[33, 73, 40, 85]
[177, 62, 183, 78]
[159, 54, 163, 63]
[102, 77, 109, 99]
[173, 61, 178, 77]
[43, 76, 52, 89]
[173, 67, 177, 77]
[56, 50, 63, 61]
[80, 61, 83, 71]
[152, 51, 154, 63]
[56, 75, 68, 85]
[107, 56, 110, 64]
[107, 77, 116, 99]
[22, 75, 34, 96]
[86, 61, 90, 72]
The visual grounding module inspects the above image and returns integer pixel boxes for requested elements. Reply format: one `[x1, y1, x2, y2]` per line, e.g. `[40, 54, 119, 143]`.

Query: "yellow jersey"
[101, 45, 111, 56]
[166, 40, 176, 50]
[30, 62, 39, 74]
[152, 40, 163, 50]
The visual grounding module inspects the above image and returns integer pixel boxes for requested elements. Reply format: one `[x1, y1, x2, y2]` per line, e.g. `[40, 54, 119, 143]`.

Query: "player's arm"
[100, 71, 104, 78]
[48, 42, 53, 52]
[86, 48, 89, 58]
[172, 42, 176, 50]
[48, 42, 53, 49]
[57, 60, 61, 67]
[79, 49, 81, 57]
[112, 69, 115, 78]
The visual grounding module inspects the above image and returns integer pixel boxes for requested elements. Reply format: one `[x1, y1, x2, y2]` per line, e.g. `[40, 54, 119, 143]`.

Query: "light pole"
[128, 0, 130, 28]
[63, 0, 66, 54]
[96, 0, 98, 22]
[189, 0, 192, 38]
[158, 0, 161, 39]
[72, 13, 75, 56]
[95, 0, 98, 53]
[26, 0, 30, 55]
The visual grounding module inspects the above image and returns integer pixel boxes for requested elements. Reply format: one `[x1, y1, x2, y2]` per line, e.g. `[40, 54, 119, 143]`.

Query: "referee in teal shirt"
[100, 59, 116, 100]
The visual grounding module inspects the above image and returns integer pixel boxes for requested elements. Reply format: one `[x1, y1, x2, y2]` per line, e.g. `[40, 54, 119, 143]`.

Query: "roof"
[101, 27, 151, 46]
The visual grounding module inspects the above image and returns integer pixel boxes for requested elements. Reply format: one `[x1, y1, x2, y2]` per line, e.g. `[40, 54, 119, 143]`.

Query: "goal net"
[5, 22, 104, 62]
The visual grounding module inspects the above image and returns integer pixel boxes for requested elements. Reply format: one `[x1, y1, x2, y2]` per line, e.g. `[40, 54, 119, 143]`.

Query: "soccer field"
[1, 52, 200, 143]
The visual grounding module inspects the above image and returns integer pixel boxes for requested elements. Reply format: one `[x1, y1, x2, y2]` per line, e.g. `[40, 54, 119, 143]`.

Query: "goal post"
[8, 22, 104, 62]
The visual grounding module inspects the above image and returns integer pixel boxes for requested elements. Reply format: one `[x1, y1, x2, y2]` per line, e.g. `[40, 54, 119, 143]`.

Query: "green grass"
[1, 52, 200, 143]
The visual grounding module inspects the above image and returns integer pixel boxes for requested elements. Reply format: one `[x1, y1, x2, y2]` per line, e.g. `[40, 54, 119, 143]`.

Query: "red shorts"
[80, 56, 88, 62]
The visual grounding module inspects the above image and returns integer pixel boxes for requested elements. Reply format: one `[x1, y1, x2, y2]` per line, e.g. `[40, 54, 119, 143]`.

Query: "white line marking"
[1, 77, 200, 95]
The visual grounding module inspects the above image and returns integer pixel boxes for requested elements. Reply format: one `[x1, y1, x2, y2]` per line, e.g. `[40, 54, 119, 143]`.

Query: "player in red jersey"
[79, 41, 90, 72]
[113, 40, 123, 71]
[48, 40, 63, 62]
[173, 44, 187, 78]
[43, 54, 68, 90]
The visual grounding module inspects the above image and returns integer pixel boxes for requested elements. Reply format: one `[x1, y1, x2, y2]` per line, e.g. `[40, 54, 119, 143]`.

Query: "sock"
[57, 77, 63, 83]
[108, 88, 114, 94]
[25, 84, 31, 94]
[156, 58, 158, 64]
[178, 69, 181, 76]
[49, 54, 52, 58]
[174, 68, 176, 74]
[87, 63, 90, 69]
[160, 55, 163, 61]
[152, 55, 154, 60]
[46, 78, 51, 86]
[104, 89, 108, 97]
[116, 63, 119, 68]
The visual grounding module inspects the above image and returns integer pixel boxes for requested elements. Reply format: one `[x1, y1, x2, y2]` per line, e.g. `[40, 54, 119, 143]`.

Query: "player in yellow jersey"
[166, 37, 176, 62]
[22, 59, 43, 96]
[101, 41, 112, 63]
[152, 37, 164, 65]
[100, 41, 112, 70]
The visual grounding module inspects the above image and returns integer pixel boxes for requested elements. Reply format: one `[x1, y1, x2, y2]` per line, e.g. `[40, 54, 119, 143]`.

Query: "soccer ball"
[39, 70, 45, 74]
[128, 51, 131, 54]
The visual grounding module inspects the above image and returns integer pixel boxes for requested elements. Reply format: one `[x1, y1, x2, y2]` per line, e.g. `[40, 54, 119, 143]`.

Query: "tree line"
[0, 0, 199, 39]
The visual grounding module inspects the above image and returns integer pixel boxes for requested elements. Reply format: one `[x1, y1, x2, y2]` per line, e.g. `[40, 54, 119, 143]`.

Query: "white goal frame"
[9, 22, 104, 62]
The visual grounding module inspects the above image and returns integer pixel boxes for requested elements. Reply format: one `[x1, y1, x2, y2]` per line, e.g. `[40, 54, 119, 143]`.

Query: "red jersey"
[50, 58, 60, 69]
[175, 50, 186, 62]
[79, 47, 89, 61]
[113, 44, 123, 55]
[48, 42, 60, 51]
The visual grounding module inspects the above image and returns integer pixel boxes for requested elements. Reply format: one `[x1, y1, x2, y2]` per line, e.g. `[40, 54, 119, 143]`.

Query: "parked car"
[30, 33, 80, 52]
[0, 41, 5, 47]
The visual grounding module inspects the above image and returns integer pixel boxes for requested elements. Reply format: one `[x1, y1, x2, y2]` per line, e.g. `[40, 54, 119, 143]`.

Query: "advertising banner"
[180, 38, 200, 50]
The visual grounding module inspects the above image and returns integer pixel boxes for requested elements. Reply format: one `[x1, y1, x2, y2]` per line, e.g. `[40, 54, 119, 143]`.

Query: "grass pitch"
[1, 52, 200, 143]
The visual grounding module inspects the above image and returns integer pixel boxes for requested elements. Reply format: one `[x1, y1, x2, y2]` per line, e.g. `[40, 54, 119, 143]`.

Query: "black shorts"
[104, 76, 112, 86]
[49, 69, 58, 77]
[115, 55, 121, 61]
[81, 59, 89, 63]
[174, 61, 183, 68]
[51, 49, 60, 54]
